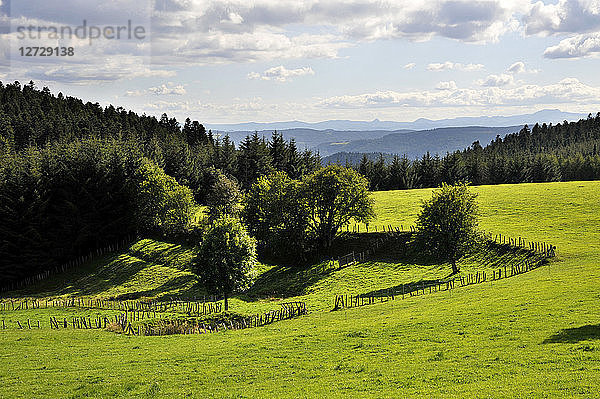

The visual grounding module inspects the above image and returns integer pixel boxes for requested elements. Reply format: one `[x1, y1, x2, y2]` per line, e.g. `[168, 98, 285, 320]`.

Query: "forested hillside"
[212, 128, 411, 153]
[0, 81, 320, 192]
[1, 81, 599, 284]
[0, 81, 320, 285]
[323, 152, 397, 165]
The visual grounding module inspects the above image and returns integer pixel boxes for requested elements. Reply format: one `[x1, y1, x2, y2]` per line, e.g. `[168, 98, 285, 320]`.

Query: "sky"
[1, 0, 600, 124]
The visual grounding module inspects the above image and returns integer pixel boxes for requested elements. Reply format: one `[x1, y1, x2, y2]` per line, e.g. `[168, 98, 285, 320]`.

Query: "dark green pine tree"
[269, 131, 288, 172]
[237, 133, 273, 188]
[217, 135, 238, 177]
[285, 138, 302, 179]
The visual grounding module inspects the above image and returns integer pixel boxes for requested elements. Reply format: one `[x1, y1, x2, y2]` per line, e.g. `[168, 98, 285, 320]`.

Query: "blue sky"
[1, 0, 600, 124]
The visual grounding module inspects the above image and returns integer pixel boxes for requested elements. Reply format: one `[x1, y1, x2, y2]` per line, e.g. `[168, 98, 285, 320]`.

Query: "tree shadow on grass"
[128, 237, 196, 270]
[109, 275, 204, 301]
[3, 253, 140, 299]
[328, 231, 441, 267]
[56, 254, 152, 297]
[242, 264, 338, 300]
[13, 251, 202, 300]
[543, 324, 600, 344]
[360, 278, 448, 299]
[241, 233, 440, 301]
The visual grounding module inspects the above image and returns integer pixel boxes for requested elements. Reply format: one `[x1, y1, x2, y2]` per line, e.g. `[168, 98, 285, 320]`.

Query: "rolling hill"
[217, 125, 525, 159]
[1, 180, 599, 397]
[206, 109, 586, 132]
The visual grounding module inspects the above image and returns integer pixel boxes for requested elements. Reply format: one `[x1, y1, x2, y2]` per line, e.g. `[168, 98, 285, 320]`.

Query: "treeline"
[355, 114, 600, 190]
[0, 81, 320, 284]
[2, 80, 600, 283]
[0, 81, 320, 196]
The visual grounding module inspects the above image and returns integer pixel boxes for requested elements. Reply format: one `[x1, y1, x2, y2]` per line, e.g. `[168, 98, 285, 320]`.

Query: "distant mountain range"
[317, 126, 522, 158]
[206, 109, 587, 132]
[208, 109, 592, 161]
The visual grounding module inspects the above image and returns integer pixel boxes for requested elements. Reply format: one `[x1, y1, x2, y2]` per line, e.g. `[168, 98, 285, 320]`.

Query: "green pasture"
[1, 180, 599, 397]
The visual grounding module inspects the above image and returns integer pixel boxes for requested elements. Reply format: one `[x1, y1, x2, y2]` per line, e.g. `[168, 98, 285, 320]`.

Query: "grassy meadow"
[1, 180, 599, 397]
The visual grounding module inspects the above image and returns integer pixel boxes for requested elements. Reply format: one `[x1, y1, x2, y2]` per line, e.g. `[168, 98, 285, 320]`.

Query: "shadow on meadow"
[1, 253, 139, 299]
[360, 278, 449, 299]
[64, 250, 205, 300]
[7, 252, 203, 301]
[242, 264, 337, 300]
[543, 324, 600, 344]
[128, 237, 197, 270]
[3, 231, 542, 304]
[109, 275, 203, 301]
[4, 237, 199, 300]
[241, 233, 439, 301]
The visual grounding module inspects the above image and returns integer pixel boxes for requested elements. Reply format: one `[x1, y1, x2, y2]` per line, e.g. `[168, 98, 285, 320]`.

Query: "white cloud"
[150, 31, 350, 65]
[0, 0, 520, 81]
[318, 78, 600, 108]
[2, 0, 599, 84]
[506, 61, 539, 74]
[124, 89, 144, 97]
[248, 65, 315, 82]
[507, 61, 526, 74]
[404, 63, 416, 69]
[479, 73, 514, 87]
[134, 77, 600, 122]
[222, 12, 244, 24]
[32, 64, 175, 85]
[126, 83, 187, 97]
[523, 0, 600, 36]
[149, 84, 186, 95]
[436, 81, 458, 90]
[334, 0, 525, 43]
[544, 32, 600, 58]
[144, 100, 194, 112]
[427, 62, 485, 71]
[142, 96, 284, 117]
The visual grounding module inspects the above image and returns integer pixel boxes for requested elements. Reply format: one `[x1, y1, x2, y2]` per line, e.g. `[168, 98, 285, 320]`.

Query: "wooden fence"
[0, 302, 308, 335]
[0, 235, 137, 293]
[2, 314, 127, 331]
[492, 233, 556, 257]
[331, 228, 557, 311]
[332, 230, 411, 270]
[0, 297, 222, 316]
[343, 224, 416, 234]
[124, 301, 308, 336]
[333, 256, 548, 310]
[332, 229, 556, 271]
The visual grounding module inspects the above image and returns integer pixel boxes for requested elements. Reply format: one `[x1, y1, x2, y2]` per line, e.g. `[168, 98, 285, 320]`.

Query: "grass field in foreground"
[1, 180, 599, 397]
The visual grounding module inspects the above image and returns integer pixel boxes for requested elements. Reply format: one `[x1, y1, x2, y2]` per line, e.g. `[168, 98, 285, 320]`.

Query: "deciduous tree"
[302, 165, 374, 249]
[134, 159, 196, 236]
[415, 183, 479, 274]
[193, 217, 256, 310]
[243, 171, 309, 257]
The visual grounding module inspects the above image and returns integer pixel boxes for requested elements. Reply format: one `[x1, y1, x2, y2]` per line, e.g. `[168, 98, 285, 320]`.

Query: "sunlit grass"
[1, 180, 599, 397]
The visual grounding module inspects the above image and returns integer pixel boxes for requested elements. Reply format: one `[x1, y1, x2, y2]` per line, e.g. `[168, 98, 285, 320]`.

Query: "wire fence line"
[331, 227, 556, 272]
[0, 297, 223, 316]
[0, 235, 138, 293]
[332, 238, 555, 311]
[130, 301, 308, 336]
[0, 302, 308, 336]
